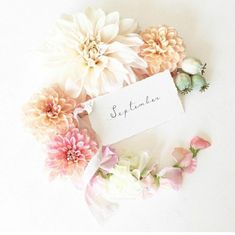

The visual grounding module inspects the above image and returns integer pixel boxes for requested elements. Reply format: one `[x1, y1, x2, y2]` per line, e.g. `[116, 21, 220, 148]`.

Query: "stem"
[190, 147, 200, 158]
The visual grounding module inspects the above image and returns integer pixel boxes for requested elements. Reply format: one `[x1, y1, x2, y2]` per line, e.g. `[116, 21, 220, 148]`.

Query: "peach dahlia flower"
[23, 85, 77, 139]
[140, 25, 185, 75]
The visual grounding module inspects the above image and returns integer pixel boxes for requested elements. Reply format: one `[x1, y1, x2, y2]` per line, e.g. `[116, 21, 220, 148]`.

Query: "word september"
[110, 95, 160, 119]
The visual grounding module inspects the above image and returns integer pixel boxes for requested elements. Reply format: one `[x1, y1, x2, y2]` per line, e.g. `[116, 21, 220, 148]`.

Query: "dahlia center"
[66, 148, 82, 163]
[80, 36, 105, 67]
[155, 38, 167, 54]
[44, 101, 61, 118]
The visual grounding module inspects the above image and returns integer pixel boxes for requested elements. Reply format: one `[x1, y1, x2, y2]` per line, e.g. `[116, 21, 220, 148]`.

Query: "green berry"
[192, 74, 209, 92]
[175, 72, 192, 94]
[181, 57, 206, 75]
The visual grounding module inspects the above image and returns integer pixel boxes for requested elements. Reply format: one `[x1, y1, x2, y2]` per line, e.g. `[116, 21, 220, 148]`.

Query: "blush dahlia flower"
[140, 25, 185, 75]
[23, 85, 77, 139]
[42, 7, 147, 98]
[46, 128, 98, 179]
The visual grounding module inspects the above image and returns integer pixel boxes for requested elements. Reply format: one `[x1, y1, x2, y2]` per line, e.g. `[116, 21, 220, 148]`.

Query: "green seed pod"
[175, 72, 192, 94]
[192, 74, 209, 92]
[181, 57, 206, 75]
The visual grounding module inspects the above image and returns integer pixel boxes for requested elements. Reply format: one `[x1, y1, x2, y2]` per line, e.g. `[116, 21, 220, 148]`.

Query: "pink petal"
[190, 136, 211, 150]
[179, 154, 193, 168]
[184, 158, 197, 173]
[158, 167, 183, 190]
[100, 146, 118, 172]
[172, 147, 191, 163]
[140, 174, 159, 198]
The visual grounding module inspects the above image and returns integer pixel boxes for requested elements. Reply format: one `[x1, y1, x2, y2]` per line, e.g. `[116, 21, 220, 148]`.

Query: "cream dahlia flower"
[140, 25, 185, 75]
[42, 7, 147, 97]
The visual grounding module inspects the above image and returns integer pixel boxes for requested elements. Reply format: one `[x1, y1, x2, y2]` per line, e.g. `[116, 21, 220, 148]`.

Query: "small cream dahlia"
[42, 7, 147, 97]
[140, 25, 185, 75]
[23, 85, 77, 139]
[46, 128, 98, 179]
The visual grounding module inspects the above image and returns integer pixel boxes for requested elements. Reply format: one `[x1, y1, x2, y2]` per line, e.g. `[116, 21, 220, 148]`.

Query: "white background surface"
[0, 0, 235, 232]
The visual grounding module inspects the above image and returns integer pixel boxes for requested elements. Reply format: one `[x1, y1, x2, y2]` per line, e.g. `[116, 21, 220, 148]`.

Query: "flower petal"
[100, 146, 118, 172]
[119, 18, 138, 34]
[75, 13, 93, 36]
[190, 136, 211, 150]
[158, 167, 183, 190]
[100, 24, 119, 43]
[105, 11, 119, 25]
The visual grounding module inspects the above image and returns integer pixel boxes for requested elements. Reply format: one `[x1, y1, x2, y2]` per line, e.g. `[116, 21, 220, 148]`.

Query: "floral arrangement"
[23, 7, 211, 221]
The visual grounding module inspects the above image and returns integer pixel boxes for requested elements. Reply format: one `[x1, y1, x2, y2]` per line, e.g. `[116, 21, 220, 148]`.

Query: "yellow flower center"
[80, 36, 105, 67]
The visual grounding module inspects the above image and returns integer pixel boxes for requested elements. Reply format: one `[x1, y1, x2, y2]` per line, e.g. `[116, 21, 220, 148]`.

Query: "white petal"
[83, 67, 101, 97]
[107, 43, 147, 69]
[119, 18, 138, 35]
[108, 45, 143, 66]
[75, 13, 93, 36]
[95, 15, 106, 34]
[85, 7, 105, 23]
[64, 77, 84, 98]
[124, 66, 137, 84]
[105, 41, 127, 54]
[105, 11, 119, 25]
[84, 7, 97, 24]
[115, 34, 144, 47]
[100, 24, 119, 43]
[128, 55, 147, 69]
[107, 57, 128, 76]
[99, 69, 124, 93]
[85, 7, 105, 33]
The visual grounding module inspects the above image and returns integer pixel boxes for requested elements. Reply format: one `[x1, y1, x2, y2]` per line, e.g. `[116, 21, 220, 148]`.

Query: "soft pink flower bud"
[190, 136, 211, 150]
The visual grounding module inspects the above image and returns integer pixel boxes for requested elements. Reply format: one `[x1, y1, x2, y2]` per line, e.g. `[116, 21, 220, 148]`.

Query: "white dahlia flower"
[43, 7, 147, 97]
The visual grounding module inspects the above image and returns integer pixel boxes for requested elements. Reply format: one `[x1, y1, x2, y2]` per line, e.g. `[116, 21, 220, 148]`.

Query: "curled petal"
[140, 174, 159, 198]
[190, 136, 211, 150]
[183, 158, 197, 173]
[100, 146, 118, 172]
[172, 148, 196, 173]
[158, 167, 183, 190]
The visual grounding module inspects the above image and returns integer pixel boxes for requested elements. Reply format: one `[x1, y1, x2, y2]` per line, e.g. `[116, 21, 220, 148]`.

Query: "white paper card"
[88, 71, 184, 145]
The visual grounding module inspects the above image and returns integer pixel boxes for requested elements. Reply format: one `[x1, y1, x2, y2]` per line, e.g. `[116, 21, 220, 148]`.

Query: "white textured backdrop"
[0, 0, 235, 232]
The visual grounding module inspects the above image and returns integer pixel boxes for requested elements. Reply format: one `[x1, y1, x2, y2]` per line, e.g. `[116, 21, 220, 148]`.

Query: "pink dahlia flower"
[190, 136, 211, 150]
[140, 174, 159, 198]
[46, 128, 98, 179]
[172, 147, 197, 173]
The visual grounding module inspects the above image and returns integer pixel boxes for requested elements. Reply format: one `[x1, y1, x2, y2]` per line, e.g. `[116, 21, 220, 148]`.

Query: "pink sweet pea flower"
[172, 148, 197, 173]
[158, 167, 183, 190]
[100, 146, 118, 173]
[190, 136, 211, 150]
[141, 174, 159, 198]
